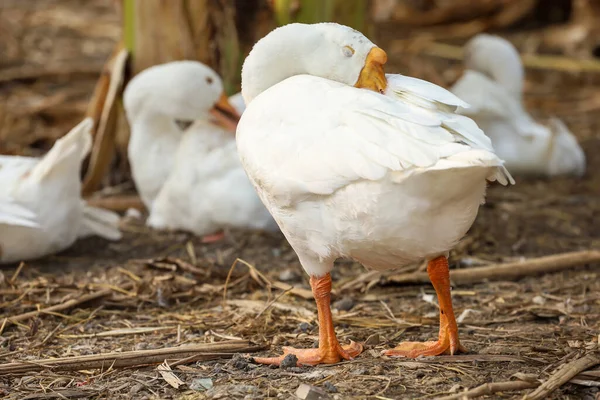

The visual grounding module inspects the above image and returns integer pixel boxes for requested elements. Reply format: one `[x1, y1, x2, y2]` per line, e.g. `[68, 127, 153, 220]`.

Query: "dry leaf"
[157, 360, 185, 389]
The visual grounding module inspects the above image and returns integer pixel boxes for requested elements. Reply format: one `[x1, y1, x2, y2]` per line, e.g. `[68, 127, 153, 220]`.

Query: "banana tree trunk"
[130, 0, 239, 91]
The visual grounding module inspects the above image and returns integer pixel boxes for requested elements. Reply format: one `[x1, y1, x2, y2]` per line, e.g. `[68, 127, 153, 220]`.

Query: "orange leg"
[254, 273, 363, 366]
[383, 256, 467, 358]
[201, 231, 225, 243]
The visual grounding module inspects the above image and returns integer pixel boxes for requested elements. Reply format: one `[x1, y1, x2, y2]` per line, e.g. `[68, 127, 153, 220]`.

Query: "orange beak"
[354, 47, 388, 94]
[209, 92, 241, 133]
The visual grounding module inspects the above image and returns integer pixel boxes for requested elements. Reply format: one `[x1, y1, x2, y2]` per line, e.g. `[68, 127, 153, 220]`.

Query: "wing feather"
[0, 200, 39, 228]
[237, 74, 513, 203]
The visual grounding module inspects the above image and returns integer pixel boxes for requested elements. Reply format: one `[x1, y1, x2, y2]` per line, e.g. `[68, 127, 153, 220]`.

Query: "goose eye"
[342, 45, 355, 57]
[205, 76, 214, 84]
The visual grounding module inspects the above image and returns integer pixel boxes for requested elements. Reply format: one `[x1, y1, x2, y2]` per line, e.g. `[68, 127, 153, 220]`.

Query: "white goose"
[451, 34, 586, 177]
[237, 23, 514, 366]
[228, 92, 246, 114]
[124, 61, 276, 240]
[0, 118, 122, 264]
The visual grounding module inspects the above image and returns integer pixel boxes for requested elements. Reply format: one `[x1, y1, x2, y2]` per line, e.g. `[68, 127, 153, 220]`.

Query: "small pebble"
[332, 297, 355, 312]
[323, 381, 338, 393]
[156, 286, 171, 308]
[294, 322, 313, 334]
[190, 377, 213, 391]
[281, 353, 298, 369]
[231, 353, 249, 370]
[129, 383, 143, 395]
[364, 333, 381, 346]
[125, 207, 142, 219]
[296, 383, 330, 400]
[278, 268, 299, 281]
[135, 342, 148, 351]
[370, 365, 384, 375]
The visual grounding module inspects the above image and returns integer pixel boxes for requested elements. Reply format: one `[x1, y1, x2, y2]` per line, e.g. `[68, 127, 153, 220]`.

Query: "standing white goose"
[0, 118, 122, 264]
[124, 61, 277, 239]
[451, 34, 586, 177]
[237, 23, 514, 366]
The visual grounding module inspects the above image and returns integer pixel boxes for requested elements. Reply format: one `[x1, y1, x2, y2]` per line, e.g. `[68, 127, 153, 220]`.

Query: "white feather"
[78, 202, 123, 241]
[0, 200, 39, 228]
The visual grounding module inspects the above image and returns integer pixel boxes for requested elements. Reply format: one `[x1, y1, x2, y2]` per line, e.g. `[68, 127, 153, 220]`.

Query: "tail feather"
[29, 118, 94, 183]
[548, 118, 586, 177]
[0, 200, 40, 228]
[78, 202, 123, 241]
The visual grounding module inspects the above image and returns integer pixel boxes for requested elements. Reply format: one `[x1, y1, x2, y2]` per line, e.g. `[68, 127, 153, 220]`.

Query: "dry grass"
[1, 1, 600, 399]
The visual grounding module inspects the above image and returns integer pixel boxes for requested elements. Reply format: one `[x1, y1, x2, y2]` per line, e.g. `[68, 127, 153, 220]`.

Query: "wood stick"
[84, 194, 146, 212]
[0, 63, 104, 84]
[22, 389, 96, 400]
[395, 354, 538, 364]
[388, 250, 600, 285]
[436, 380, 538, 400]
[524, 353, 600, 400]
[394, 40, 600, 73]
[4, 284, 132, 327]
[0, 340, 266, 374]
[272, 281, 314, 300]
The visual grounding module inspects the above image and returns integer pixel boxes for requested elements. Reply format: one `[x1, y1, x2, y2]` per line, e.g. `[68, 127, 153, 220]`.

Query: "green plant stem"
[123, 0, 135, 54]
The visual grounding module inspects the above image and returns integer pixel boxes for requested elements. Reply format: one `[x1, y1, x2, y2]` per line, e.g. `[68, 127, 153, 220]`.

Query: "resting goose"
[0, 118, 122, 263]
[124, 61, 276, 240]
[451, 34, 586, 177]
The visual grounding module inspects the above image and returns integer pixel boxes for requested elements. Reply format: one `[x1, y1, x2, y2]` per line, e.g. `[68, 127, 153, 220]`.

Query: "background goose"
[0, 118, 122, 264]
[124, 61, 277, 240]
[451, 34, 586, 177]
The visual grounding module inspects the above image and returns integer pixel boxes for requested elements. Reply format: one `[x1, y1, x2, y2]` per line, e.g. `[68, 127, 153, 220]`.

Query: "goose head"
[463, 34, 524, 99]
[124, 60, 241, 133]
[241, 22, 388, 105]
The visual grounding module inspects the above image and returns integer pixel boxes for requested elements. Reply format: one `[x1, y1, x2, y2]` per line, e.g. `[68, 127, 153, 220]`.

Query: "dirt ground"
[1, 1, 600, 399]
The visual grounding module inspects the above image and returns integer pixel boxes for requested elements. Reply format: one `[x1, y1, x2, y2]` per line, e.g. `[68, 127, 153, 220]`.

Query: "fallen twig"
[272, 280, 314, 300]
[22, 389, 97, 400]
[0, 63, 104, 83]
[0, 340, 266, 374]
[3, 284, 133, 327]
[436, 380, 538, 400]
[393, 40, 600, 73]
[58, 326, 176, 339]
[84, 194, 145, 212]
[523, 352, 600, 400]
[394, 354, 539, 364]
[388, 250, 600, 285]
